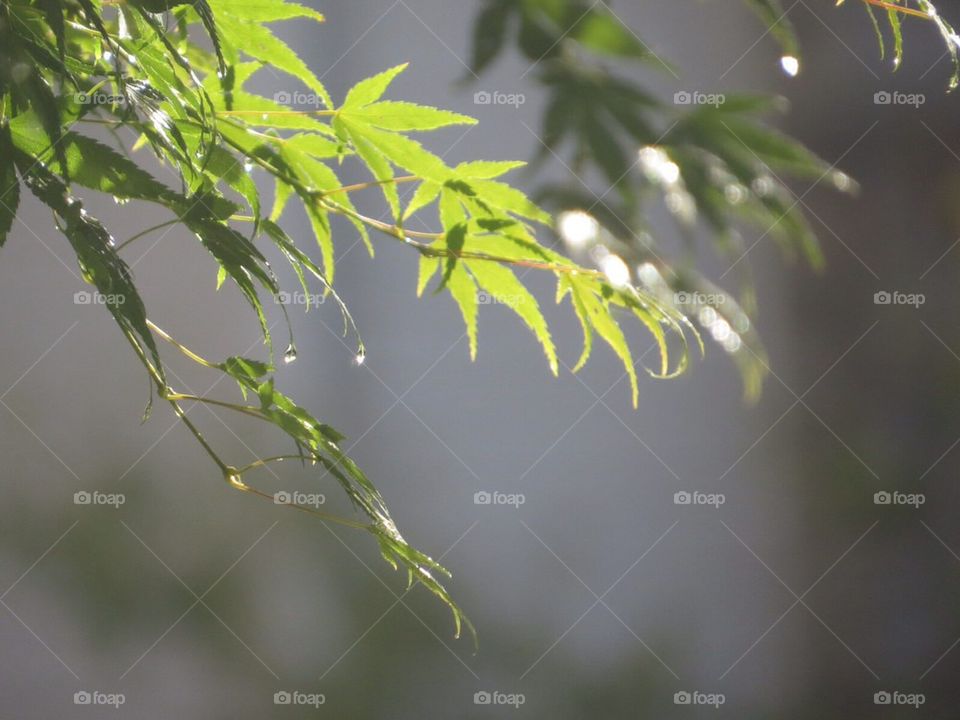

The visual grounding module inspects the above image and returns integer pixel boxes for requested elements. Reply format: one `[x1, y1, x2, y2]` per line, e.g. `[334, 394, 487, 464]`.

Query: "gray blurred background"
[2, 0, 960, 716]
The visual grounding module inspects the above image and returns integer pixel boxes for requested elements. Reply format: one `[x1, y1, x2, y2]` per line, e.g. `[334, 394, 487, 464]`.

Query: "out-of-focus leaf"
[0, 127, 19, 248]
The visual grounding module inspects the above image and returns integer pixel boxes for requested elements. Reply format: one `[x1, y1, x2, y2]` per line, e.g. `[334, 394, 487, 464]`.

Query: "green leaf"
[467, 259, 558, 374]
[862, 2, 886, 60]
[220, 355, 273, 398]
[11, 117, 173, 201]
[0, 127, 20, 248]
[334, 115, 400, 223]
[560, 275, 639, 407]
[404, 180, 442, 221]
[455, 160, 526, 179]
[572, 10, 652, 61]
[217, 15, 332, 108]
[470, 0, 513, 74]
[349, 101, 477, 131]
[459, 178, 552, 224]
[201, 145, 261, 226]
[208, 0, 325, 24]
[743, 0, 799, 58]
[417, 254, 441, 296]
[888, 5, 905, 69]
[284, 133, 343, 158]
[337, 116, 451, 182]
[343, 63, 408, 108]
[446, 262, 479, 360]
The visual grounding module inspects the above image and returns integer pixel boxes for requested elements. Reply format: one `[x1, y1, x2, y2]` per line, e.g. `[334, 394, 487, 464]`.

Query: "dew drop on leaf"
[243, 160, 255, 173]
[557, 210, 599, 250]
[780, 55, 800, 77]
[224, 469, 247, 490]
[284, 345, 298, 364]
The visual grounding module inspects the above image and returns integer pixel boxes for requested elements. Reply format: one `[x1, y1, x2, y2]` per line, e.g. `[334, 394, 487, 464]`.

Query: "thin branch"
[116, 219, 179, 251]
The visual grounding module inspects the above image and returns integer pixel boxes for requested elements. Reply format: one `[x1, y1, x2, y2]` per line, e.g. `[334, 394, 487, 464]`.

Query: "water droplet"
[780, 55, 800, 78]
[261, 114, 269, 121]
[355, 352, 366, 366]
[724, 184, 746, 205]
[243, 160, 254, 172]
[831, 172, 853, 192]
[283, 345, 298, 364]
[597, 251, 631, 288]
[557, 210, 599, 250]
[751, 176, 774, 197]
[225, 470, 247, 490]
[722, 332, 742, 353]
[639, 146, 681, 185]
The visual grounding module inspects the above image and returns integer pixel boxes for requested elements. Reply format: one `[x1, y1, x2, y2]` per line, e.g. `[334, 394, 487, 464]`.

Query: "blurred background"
[2, 0, 960, 716]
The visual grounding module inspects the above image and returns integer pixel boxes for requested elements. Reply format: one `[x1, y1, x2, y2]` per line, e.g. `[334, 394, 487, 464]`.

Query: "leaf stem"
[146, 319, 220, 370]
[314, 175, 418, 197]
[116, 219, 179, 251]
[217, 109, 338, 117]
[121, 328, 231, 475]
[163, 392, 267, 421]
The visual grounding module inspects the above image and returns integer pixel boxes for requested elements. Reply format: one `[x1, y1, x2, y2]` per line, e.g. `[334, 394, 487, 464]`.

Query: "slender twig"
[163, 393, 267, 419]
[119, 329, 231, 475]
[147, 319, 220, 370]
[116, 219, 179, 251]
[315, 175, 418, 197]
[217, 109, 338, 117]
